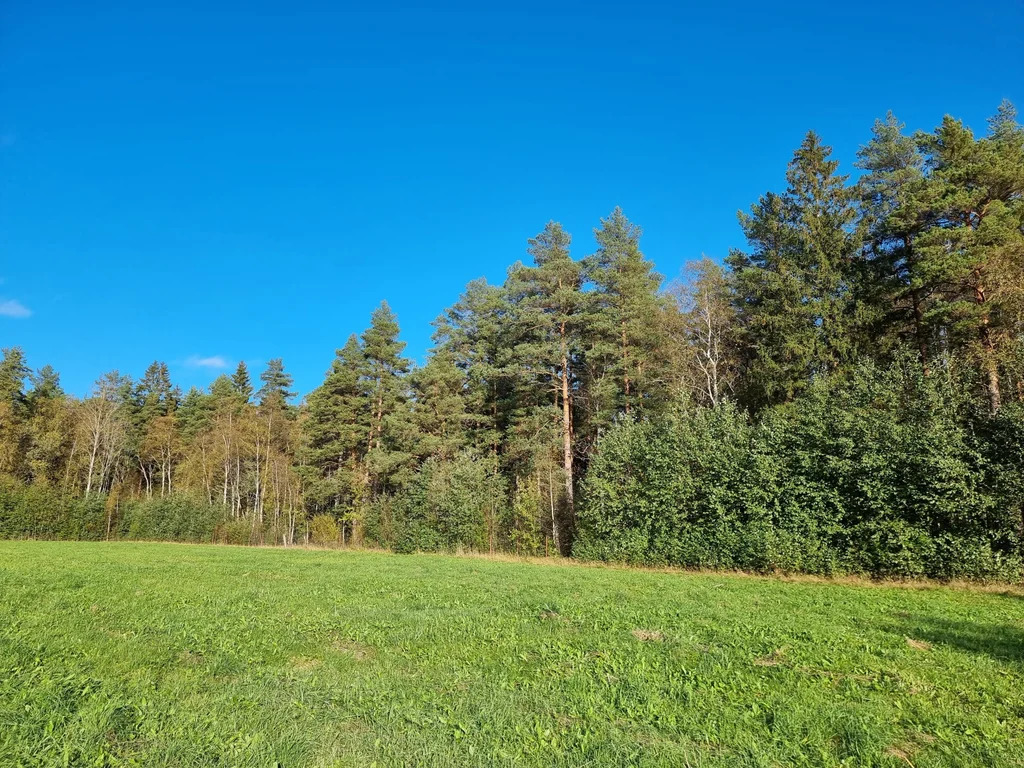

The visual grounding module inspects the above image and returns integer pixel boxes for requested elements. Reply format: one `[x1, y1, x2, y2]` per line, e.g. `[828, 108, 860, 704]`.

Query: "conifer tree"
[258, 359, 294, 406]
[583, 208, 664, 424]
[0, 347, 30, 477]
[361, 302, 415, 495]
[231, 361, 254, 403]
[410, 346, 468, 462]
[177, 386, 211, 438]
[302, 335, 371, 526]
[504, 221, 584, 531]
[729, 133, 861, 406]
[23, 366, 73, 488]
[856, 113, 934, 370]
[915, 103, 1024, 412]
[433, 279, 513, 457]
[27, 365, 62, 403]
[0, 347, 30, 413]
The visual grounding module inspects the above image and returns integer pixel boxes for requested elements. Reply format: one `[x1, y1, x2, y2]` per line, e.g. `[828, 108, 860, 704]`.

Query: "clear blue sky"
[2, 0, 1021, 397]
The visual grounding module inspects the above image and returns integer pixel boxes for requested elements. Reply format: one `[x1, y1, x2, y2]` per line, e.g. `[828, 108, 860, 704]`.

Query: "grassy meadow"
[1, 542, 1023, 767]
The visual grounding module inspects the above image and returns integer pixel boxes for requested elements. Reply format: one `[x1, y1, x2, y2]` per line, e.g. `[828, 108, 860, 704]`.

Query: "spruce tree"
[231, 361, 254, 403]
[583, 208, 664, 425]
[302, 335, 371, 520]
[729, 132, 861, 406]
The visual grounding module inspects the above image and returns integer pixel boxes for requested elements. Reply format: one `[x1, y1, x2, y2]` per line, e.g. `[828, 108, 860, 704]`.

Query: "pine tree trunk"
[559, 324, 574, 531]
[548, 466, 559, 555]
[982, 338, 1002, 414]
[621, 320, 631, 413]
[912, 288, 930, 376]
[975, 275, 1001, 413]
[907, 239, 930, 375]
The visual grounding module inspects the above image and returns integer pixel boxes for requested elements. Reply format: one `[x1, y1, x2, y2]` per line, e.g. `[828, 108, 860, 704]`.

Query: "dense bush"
[0, 478, 108, 541]
[309, 513, 341, 546]
[0, 481, 229, 544]
[389, 453, 507, 554]
[575, 361, 1024, 581]
[118, 495, 226, 542]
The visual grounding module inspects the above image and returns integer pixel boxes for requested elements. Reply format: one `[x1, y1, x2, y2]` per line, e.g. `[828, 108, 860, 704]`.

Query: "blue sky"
[2, 0, 1021, 397]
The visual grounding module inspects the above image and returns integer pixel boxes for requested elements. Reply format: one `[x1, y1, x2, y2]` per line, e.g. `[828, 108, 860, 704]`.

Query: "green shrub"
[310, 514, 340, 546]
[217, 519, 253, 546]
[393, 453, 506, 553]
[576, 360, 1024, 581]
[120, 496, 224, 542]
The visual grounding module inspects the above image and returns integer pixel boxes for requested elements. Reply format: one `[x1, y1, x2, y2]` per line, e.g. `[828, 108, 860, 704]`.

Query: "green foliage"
[728, 133, 864, 406]
[583, 207, 666, 422]
[0, 478, 107, 540]
[309, 513, 340, 546]
[119, 496, 225, 543]
[257, 358, 295, 406]
[301, 334, 371, 524]
[506, 483, 544, 555]
[577, 358, 1024, 580]
[391, 453, 506, 553]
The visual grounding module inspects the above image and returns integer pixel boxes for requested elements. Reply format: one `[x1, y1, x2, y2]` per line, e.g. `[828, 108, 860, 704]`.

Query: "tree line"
[1, 103, 1022, 577]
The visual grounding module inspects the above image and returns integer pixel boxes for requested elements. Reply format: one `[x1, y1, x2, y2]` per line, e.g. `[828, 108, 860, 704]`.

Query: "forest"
[2, 103, 1023, 580]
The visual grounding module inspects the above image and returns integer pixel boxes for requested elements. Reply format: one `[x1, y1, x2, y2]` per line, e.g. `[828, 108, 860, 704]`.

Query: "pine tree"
[504, 221, 584, 538]
[27, 365, 62, 403]
[362, 303, 409, 449]
[258, 359, 295, 406]
[433, 279, 513, 457]
[856, 113, 934, 370]
[410, 346, 468, 462]
[915, 103, 1024, 412]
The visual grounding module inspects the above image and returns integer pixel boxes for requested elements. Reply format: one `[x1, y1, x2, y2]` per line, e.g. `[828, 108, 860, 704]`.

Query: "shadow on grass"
[882, 615, 1024, 665]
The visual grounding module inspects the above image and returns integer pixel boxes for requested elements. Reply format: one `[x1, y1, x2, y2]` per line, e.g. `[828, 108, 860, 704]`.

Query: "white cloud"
[185, 355, 228, 369]
[0, 299, 31, 318]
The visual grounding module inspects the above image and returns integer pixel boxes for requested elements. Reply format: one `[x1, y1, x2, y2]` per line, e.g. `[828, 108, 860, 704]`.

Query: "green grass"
[2, 543, 1023, 767]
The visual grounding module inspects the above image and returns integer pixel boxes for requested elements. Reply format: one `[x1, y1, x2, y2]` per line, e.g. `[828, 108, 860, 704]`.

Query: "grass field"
[1, 543, 1023, 767]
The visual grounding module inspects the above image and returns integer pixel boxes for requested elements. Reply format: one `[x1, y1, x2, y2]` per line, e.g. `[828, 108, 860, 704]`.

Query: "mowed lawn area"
[1, 543, 1023, 767]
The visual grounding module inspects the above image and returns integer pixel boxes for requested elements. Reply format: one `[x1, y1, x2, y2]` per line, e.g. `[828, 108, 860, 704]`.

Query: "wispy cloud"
[0, 299, 31, 318]
[185, 354, 228, 369]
